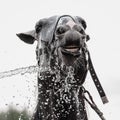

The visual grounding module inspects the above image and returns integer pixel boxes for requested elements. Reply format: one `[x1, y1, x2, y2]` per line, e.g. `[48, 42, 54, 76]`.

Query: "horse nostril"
[64, 31, 81, 46]
[82, 36, 85, 40]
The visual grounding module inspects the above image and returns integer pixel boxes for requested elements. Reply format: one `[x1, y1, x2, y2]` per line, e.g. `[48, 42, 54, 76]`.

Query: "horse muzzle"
[57, 30, 85, 57]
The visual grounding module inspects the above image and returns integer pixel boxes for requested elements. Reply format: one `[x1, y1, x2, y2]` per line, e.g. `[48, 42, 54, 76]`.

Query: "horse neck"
[37, 69, 88, 120]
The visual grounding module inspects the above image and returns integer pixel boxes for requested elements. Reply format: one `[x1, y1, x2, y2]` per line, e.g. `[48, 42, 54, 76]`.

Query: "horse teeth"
[65, 48, 79, 52]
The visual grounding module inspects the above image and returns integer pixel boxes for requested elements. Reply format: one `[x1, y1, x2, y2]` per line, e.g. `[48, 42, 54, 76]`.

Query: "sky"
[0, 0, 120, 119]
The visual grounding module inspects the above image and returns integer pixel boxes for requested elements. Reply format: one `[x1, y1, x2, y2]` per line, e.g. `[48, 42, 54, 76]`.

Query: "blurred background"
[0, 0, 120, 119]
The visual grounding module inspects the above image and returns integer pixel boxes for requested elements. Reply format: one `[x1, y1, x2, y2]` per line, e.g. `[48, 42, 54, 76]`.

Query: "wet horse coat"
[17, 15, 91, 120]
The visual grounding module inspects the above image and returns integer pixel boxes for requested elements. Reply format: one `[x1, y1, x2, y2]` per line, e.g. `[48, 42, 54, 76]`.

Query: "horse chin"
[59, 47, 86, 74]
[58, 47, 82, 67]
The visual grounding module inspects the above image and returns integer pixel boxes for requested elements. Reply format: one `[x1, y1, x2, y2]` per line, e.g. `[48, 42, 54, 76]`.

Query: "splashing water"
[0, 62, 86, 119]
[0, 65, 38, 79]
[0, 65, 39, 118]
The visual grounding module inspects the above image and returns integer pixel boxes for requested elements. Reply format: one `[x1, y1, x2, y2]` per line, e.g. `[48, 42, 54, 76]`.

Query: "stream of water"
[0, 65, 38, 79]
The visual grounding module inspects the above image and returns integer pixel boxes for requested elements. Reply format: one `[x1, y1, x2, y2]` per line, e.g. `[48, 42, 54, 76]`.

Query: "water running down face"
[54, 17, 87, 66]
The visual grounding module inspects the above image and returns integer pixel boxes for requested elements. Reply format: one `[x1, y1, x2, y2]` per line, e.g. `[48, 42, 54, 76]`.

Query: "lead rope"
[86, 50, 108, 104]
[82, 87, 106, 120]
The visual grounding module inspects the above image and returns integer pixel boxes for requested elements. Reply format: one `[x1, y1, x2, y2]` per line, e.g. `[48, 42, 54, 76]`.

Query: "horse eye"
[56, 26, 66, 35]
[35, 20, 44, 33]
[36, 24, 42, 33]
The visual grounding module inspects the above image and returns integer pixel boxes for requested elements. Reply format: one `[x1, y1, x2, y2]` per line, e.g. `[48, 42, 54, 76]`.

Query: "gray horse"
[17, 15, 90, 120]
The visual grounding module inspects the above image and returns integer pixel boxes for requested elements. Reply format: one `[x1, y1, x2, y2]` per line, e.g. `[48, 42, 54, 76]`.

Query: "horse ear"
[75, 16, 87, 29]
[16, 30, 36, 44]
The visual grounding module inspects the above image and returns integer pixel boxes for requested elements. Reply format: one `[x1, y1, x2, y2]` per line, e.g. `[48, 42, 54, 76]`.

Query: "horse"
[17, 15, 107, 120]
